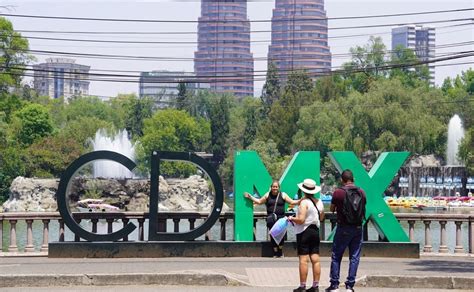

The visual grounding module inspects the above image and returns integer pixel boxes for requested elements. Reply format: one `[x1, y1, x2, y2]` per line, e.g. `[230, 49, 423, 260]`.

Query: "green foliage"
[0, 92, 23, 123]
[61, 116, 113, 149]
[260, 70, 315, 155]
[120, 95, 154, 139]
[25, 135, 83, 178]
[343, 36, 388, 93]
[208, 94, 230, 164]
[247, 139, 284, 179]
[63, 96, 117, 124]
[14, 103, 54, 146]
[137, 109, 211, 177]
[176, 82, 187, 111]
[314, 75, 348, 101]
[294, 79, 447, 163]
[459, 128, 473, 174]
[0, 17, 33, 92]
[242, 100, 259, 148]
[0, 146, 26, 202]
[389, 46, 430, 88]
[261, 62, 280, 116]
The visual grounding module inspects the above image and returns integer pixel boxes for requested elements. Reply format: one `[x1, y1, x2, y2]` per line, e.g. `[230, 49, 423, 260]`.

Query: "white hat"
[297, 178, 321, 195]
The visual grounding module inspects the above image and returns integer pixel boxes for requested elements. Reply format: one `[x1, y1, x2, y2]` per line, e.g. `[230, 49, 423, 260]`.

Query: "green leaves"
[14, 103, 54, 146]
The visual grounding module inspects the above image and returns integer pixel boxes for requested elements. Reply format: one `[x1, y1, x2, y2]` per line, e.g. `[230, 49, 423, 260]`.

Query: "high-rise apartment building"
[139, 71, 210, 108]
[268, 0, 331, 82]
[194, 0, 254, 98]
[33, 58, 90, 100]
[392, 25, 435, 84]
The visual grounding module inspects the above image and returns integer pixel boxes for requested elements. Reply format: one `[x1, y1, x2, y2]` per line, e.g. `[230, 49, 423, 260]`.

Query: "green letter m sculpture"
[234, 151, 320, 241]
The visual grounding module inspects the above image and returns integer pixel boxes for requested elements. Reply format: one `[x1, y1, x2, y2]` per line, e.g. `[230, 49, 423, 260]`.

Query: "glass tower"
[268, 0, 331, 82]
[195, 0, 254, 98]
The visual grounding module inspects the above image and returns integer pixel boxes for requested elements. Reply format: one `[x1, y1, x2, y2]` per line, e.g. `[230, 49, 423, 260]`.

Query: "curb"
[359, 275, 474, 290]
[0, 272, 249, 288]
[2, 273, 474, 289]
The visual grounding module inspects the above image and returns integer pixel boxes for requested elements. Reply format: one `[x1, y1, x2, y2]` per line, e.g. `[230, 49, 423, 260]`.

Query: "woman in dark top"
[244, 180, 301, 257]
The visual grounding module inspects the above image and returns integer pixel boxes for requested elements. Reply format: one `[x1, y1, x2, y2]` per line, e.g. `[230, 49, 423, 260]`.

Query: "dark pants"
[329, 225, 363, 288]
[268, 218, 285, 256]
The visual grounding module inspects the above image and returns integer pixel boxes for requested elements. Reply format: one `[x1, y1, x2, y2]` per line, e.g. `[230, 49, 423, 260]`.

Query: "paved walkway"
[0, 255, 473, 290]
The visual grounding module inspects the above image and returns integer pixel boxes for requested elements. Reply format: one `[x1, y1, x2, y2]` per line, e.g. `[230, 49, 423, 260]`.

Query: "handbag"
[266, 192, 281, 227]
[266, 213, 278, 226]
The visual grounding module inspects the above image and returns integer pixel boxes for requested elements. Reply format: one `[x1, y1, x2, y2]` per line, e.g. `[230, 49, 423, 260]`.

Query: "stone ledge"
[0, 272, 247, 288]
[48, 241, 419, 258]
[2, 273, 474, 289]
[360, 275, 474, 290]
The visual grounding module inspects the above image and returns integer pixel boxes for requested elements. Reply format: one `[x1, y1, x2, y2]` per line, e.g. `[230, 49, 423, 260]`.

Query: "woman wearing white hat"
[288, 178, 324, 292]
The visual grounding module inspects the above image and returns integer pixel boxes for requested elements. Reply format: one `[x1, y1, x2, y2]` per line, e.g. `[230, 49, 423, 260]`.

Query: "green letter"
[234, 151, 320, 241]
[329, 151, 410, 242]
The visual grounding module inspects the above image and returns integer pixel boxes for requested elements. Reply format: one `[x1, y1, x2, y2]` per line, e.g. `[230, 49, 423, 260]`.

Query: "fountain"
[446, 114, 465, 166]
[396, 115, 467, 197]
[90, 129, 136, 178]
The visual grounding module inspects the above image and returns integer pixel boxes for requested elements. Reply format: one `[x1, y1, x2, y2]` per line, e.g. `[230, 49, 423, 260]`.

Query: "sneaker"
[324, 286, 339, 292]
[293, 287, 306, 292]
[306, 287, 319, 292]
[345, 288, 354, 292]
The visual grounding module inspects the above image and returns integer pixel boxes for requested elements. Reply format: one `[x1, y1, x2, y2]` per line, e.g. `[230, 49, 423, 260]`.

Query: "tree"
[314, 74, 348, 102]
[60, 116, 113, 149]
[389, 46, 430, 88]
[13, 103, 54, 146]
[0, 146, 26, 202]
[261, 62, 280, 117]
[137, 109, 211, 177]
[243, 106, 257, 149]
[25, 135, 83, 178]
[63, 96, 116, 125]
[122, 95, 154, 139]
[343, 36, 388, 93]
[0, 17, 33, 92]
[176, 82, 187, 110]
[208, 94, 230, 164]
[0, 92, 23, 122]
[260, 70, 314, 155]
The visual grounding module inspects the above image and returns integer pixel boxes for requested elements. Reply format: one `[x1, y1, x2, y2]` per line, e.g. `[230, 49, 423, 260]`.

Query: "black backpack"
[341, 186, 365, 225]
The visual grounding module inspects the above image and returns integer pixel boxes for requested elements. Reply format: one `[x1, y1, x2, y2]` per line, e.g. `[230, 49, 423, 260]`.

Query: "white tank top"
[294, 198, 324, 234]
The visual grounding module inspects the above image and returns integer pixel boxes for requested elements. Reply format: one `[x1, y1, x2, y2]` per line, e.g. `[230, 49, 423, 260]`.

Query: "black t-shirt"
[266, 192, 285, 217]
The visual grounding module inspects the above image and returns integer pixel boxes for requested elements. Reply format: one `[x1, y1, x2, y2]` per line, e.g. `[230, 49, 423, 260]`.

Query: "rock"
[1, 175, 229, 212]
[407, 154, 441, 167]
[1, 177, 59, 212]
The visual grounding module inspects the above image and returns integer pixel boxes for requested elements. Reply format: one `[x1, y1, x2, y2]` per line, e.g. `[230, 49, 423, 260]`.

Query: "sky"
[2, 0, 473, 98]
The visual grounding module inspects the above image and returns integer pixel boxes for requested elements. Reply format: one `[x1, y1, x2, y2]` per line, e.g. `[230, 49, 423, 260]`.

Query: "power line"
[13, 21, 472, 37]
[14, 41, 473, 63]
[12, 19, 472, 45]
[1, 8, 472, 23]
[9, 51, 473, 83]
[13, 19, 473, 46]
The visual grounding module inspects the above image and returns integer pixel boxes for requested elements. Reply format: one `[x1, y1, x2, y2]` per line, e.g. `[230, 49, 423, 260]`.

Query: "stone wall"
[1, 175, 228, 212]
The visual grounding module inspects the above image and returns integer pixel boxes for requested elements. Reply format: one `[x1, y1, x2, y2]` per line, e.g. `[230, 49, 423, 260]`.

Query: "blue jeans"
[329, 225, 363, 288]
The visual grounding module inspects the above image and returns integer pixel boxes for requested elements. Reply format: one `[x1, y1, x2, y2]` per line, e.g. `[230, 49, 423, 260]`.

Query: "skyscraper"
[268, 0, 331, 82]
[33, 58, 90, 100]
[392, 25, 435, 84]
[194, 0, 254, 98]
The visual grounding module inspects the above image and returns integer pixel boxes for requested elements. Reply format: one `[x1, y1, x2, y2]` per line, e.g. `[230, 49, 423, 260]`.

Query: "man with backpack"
[325, 169, 366, 292]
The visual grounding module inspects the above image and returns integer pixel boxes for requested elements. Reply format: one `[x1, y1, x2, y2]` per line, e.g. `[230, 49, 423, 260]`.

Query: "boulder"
[1, 175, 229, 212]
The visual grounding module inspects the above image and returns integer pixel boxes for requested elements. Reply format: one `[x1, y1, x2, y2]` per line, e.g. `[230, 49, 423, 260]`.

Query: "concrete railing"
[1, 212, 473, 255]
